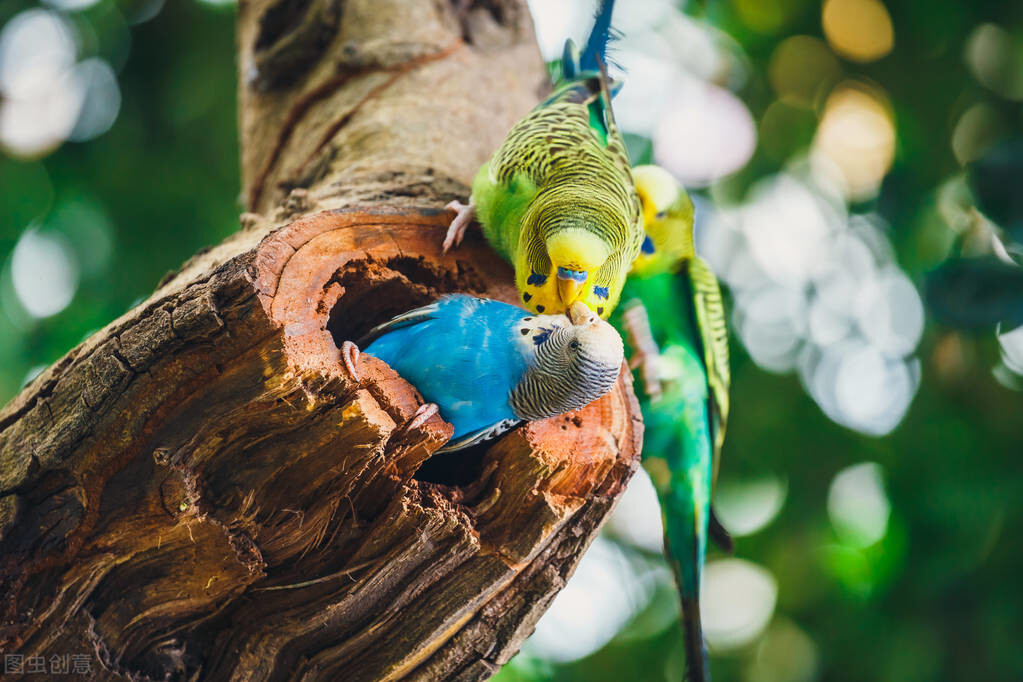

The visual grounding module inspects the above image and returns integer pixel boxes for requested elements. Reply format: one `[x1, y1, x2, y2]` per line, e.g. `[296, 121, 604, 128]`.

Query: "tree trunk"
[0, 1, 643, 680]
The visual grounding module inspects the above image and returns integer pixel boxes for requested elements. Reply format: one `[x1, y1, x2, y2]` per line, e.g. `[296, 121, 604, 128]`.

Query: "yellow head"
[630, 164, 695, 277]
[515, 205, 629, 320]
[549, 227, 611, 301]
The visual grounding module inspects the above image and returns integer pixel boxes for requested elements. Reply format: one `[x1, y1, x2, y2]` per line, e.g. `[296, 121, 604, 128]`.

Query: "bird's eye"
[569, 340, 580, 350]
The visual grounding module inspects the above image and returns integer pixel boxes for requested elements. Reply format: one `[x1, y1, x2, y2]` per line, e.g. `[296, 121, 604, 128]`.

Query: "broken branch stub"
[0, 1, 644, 680]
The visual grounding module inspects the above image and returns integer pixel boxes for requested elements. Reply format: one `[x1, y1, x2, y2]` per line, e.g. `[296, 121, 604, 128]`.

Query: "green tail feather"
[649, 386, 713, 682]
[661, 452, 712, 682]
[615, 273, 718, 682]
[682, 596, 711, 682]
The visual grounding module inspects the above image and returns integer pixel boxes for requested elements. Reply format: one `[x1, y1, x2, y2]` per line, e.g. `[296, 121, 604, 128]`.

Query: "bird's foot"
[341, 341, 360, 382]
[630, 350, 663, 402]
[442, 200, 475, 253]
[623, 301, 664, 401]
[404, 402, 440, 433]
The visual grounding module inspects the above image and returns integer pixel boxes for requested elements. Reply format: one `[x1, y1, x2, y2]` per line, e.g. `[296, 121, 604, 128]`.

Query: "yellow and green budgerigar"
[616, 164, 731, 682]
[443, 0, 643, 320]
[630, 164, 697, 278]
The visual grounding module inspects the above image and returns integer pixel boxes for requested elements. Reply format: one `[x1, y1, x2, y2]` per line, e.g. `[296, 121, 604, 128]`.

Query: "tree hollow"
[0, 1, 644, 679]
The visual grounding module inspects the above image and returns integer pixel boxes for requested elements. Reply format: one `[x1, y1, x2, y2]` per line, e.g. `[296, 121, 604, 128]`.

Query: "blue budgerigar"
[341, 295, 625, 452]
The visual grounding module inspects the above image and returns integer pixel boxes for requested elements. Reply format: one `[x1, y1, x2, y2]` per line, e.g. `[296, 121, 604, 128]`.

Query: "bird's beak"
[569, 301, 598, 327]
[558, 276, 585, 307]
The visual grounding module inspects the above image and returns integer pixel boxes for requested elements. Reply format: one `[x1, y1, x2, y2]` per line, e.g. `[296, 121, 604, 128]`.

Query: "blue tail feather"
[580, 0, 615, 73]
[561, 39, 582, 81]
[561, 0, 617, 82]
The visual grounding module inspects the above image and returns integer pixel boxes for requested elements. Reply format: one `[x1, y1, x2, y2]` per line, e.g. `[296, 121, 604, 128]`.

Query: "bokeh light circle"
[653, 79, 756, 187]
[813, 84, 896, 200]
[10, 228, 80, 319]
[822, 0, 895, 63]
[702, 559, 778, 651]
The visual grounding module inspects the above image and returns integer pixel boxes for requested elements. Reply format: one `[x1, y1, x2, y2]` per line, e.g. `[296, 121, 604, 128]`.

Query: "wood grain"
[0, 2, 643, 679]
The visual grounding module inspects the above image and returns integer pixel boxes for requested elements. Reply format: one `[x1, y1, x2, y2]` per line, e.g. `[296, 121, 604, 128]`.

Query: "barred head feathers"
[517, 187, 639, 320]
[511, 302, 624, 421]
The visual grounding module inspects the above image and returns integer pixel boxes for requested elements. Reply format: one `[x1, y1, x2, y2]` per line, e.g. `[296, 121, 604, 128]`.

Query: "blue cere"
[527, 272, 548, 286]
[556, 267, 588, 283]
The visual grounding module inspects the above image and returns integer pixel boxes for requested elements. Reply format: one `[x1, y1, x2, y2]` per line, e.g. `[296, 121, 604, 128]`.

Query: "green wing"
[472, 73, 638, 258]
[686, 256, 730, 485]
[487, 76, 630, 189]
[471, 163, 538, 263]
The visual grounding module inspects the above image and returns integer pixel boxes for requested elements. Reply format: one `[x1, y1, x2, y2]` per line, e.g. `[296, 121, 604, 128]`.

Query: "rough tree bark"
[0, 1, 643, 680]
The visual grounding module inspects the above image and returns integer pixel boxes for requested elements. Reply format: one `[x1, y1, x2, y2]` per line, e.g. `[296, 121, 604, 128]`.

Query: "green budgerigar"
[615, 167, 730, 682]
[443, 0, 643, 321]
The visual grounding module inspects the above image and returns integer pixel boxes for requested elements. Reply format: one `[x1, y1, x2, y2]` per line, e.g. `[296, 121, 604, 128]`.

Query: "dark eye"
[569, 340, 580, 350]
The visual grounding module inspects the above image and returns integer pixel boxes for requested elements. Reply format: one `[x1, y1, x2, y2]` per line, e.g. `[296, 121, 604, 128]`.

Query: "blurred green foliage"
[0, 0, 238, 398]
[1, 1, 1022, 681]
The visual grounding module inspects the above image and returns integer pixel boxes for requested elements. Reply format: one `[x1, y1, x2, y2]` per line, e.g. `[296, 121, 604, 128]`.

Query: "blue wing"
[357, 301, 440, 346]
[364, 295, 532, 441]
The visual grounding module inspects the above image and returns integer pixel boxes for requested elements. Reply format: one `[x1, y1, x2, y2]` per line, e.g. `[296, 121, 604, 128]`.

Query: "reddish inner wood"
[254, 208, 640, 502]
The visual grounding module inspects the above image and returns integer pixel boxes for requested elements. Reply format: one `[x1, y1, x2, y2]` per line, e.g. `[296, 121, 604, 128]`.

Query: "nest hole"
[325, 256, 496, 493]
[411, 440, 491, 488]
[325, 256, 477, 349]
[326, 274, 431, 350]
[386, 255, 473, 292]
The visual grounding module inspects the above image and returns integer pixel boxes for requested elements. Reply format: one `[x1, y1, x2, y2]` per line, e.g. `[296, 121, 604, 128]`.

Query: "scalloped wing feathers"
[472, 76, 643, 319]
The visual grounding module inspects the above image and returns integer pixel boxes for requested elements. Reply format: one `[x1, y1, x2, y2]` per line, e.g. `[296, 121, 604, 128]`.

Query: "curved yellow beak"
[557, 277, 585, 307]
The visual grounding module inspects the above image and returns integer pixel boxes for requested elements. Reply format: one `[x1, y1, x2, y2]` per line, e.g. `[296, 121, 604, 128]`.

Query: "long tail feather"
[662, 487, 712, 681]
[580, 0, 616, 73]
[709, 506, 734, 553]
[659, 427, 714, 682]
[665, 513, 712, 682]
[682, 596, 711, 682]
